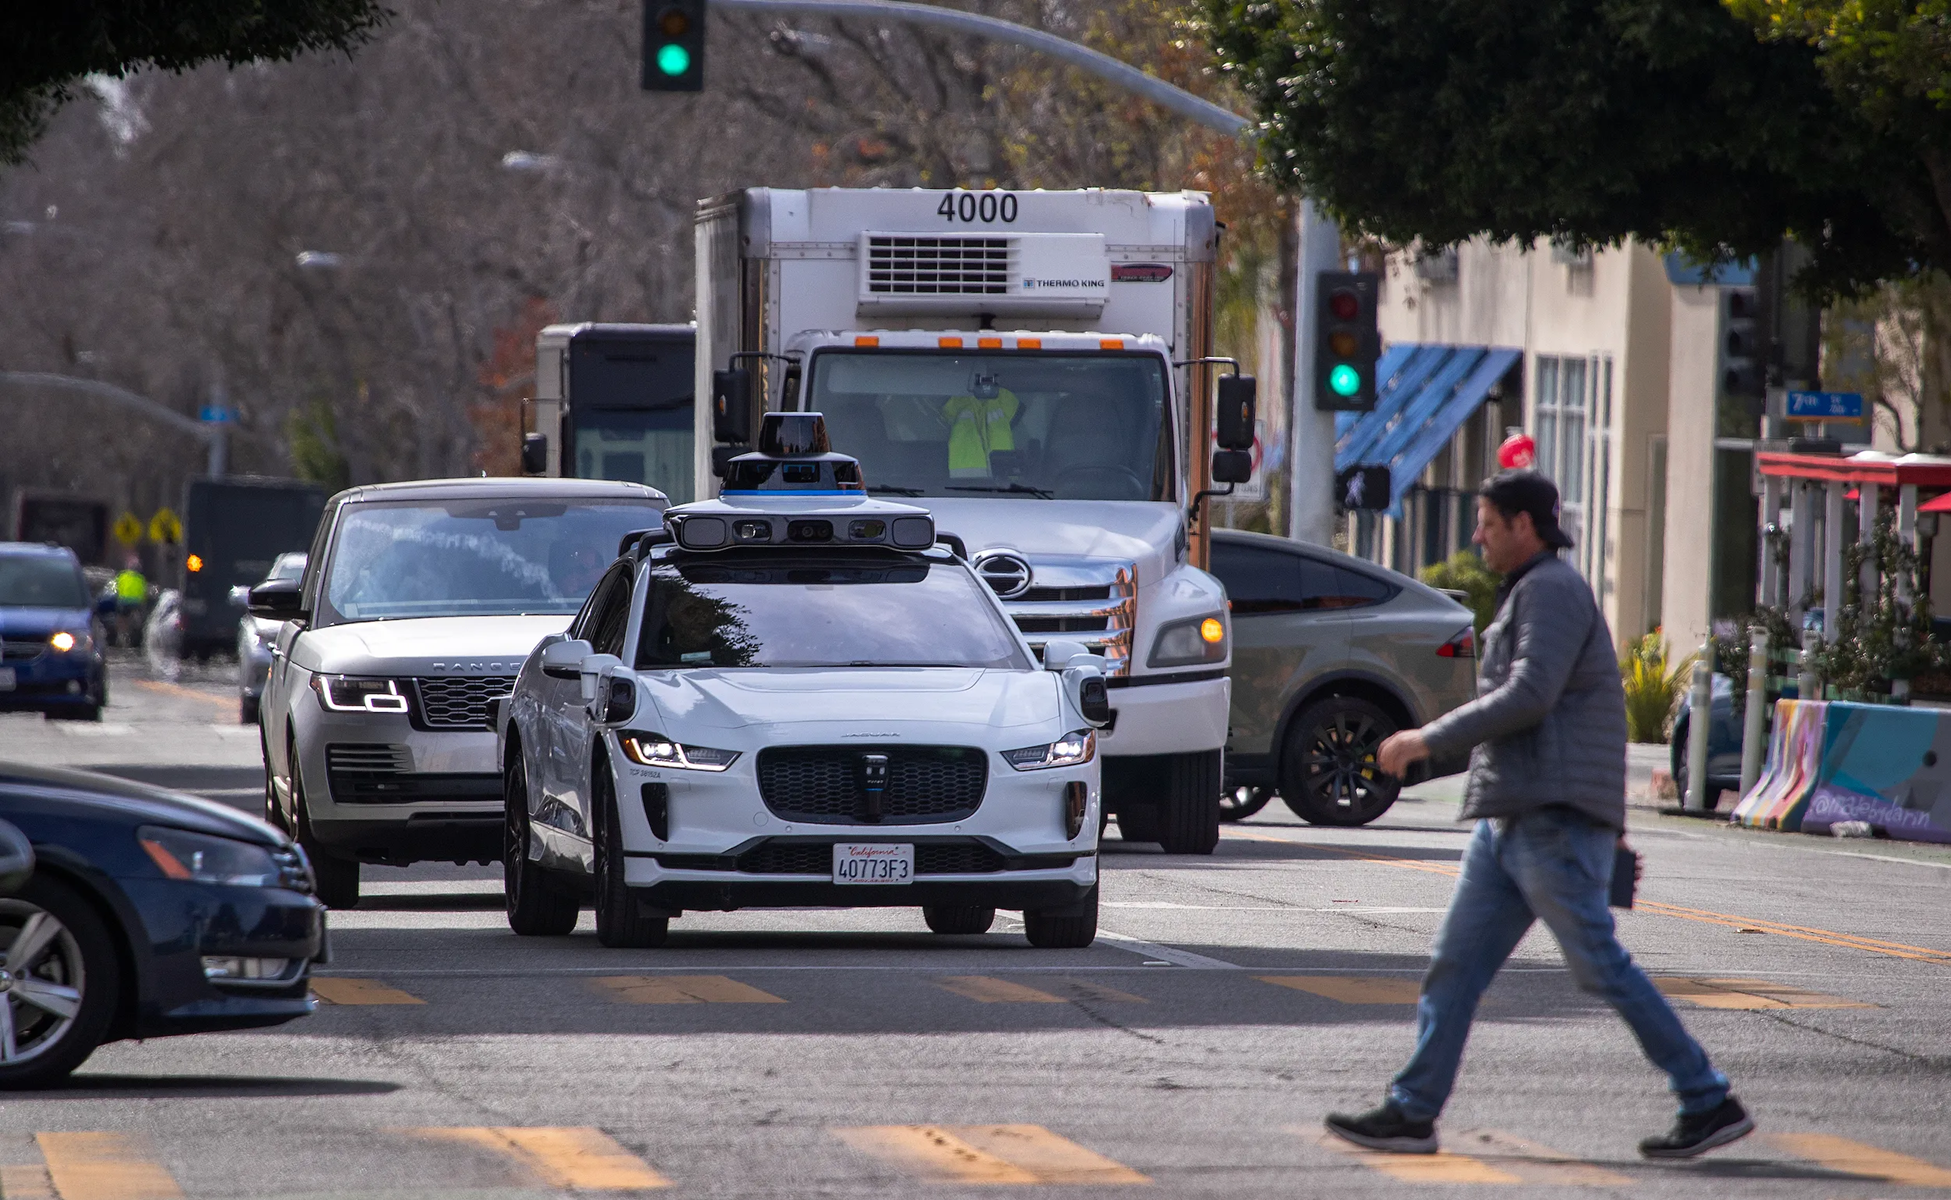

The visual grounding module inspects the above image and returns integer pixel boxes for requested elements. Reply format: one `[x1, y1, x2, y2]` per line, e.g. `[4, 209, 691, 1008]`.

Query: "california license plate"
[0, 667, 14, 692]
[832, 843, 914, 886]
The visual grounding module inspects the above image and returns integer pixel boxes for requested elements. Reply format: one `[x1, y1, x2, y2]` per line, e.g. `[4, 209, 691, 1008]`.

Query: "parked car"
[0, 542, 111, 722]
[1670, 672, 1746, 805]
[1207, 530, 1477, 826]
[0, 763, 322, 1088]
[233, 552, 306, 724]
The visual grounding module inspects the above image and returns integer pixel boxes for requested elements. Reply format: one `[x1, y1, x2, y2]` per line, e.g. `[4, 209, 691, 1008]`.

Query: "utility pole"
[1289, 200, 1341, 546]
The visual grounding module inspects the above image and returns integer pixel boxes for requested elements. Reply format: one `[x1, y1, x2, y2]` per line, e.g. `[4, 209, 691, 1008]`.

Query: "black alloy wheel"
[922, 905, 996, 935]
[1281, 696, 1402, 827]
[1219, 785, 1274, 822]
[0, 876, 120, 1089]
[593, 765, 668, 949]
[504, 745, 580, 937]
[290, 734, 360, 909]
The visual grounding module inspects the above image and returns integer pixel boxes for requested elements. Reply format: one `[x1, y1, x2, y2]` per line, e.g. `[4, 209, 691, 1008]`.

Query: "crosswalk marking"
[35, 1133, 185, 1200]
[835, 1125, 1148, 1185]
[1448, 1128, 1634, 1186]
[590, 975, 786, 1004]
[310, 977, 426, 1005]
[1652, 977, 1874, 1010]
[1257, 975, 1422, 1004]
[1764, 1132, 1951, 1186]
[407, 1127, 671, 1190]
[935, 976, 1068, 1003]
[1313, 1131, 1521, 1183]
[0, 1163, 56, 1199]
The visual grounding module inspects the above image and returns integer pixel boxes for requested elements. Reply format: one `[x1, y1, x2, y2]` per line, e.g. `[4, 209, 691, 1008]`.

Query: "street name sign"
[1786, 391, 1865, 421]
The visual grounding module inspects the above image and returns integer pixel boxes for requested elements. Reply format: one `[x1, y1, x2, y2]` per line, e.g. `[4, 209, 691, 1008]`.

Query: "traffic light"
[1720, 287, 1763, 397]
[1314, 271, 1380, 411]
[642, 0, 704, 92]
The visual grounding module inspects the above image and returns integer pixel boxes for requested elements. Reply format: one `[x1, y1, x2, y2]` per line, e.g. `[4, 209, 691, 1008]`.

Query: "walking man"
[1325, 469, 1753, 1159]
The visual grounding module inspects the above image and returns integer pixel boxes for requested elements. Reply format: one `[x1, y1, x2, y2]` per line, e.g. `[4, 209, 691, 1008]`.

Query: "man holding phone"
[1323, 469, 1752, 1160]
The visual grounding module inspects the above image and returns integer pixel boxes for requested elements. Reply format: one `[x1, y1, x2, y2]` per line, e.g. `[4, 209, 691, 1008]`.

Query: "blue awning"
[1333, 344, 1521, 518]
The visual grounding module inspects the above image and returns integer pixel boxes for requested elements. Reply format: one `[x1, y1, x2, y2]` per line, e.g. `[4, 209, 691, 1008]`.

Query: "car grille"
[325, 743, 498, 804]
[273, 845, 315, 894]
[326, 744, 412, 774]
[731, 840, 1009, 875]
[413, 675, 517, 730]
[756, 745, 986, 824]
[0, 636, 46, 662]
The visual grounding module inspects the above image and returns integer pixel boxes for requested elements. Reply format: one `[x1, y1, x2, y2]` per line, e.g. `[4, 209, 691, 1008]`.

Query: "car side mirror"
[520, 432, 549, 475]
[247, 579, 305, 620]
[0, 820, 35, 896]
[1211, 449, 1252, 485]
[577, 653, 623, 706]
[590, 670, 637, 724]
[1042, 639, 1089, 672]
[712, 367, 753, 444]
[540, 639, 592, 680]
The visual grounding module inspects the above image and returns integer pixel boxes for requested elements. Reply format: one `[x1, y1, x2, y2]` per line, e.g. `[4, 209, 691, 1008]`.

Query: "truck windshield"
[572, 409, 693, 501]
[0, 555, 88, 609]
[320, 499, 662, 622]
[807, 350, 1172, 501]
[635, 556, 1031, 670]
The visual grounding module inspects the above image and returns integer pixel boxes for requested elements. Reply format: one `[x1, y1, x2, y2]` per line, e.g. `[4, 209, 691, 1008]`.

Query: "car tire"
[239, 694, 259, 725]
[593, 764, 667, 949]
[1115, 806, 1160, 843]
[504, 748, 580, 937]
[1219, 785, 1274, 822]
[1280, 696, 1402, 827]
[1670, 719, 1690, 804]
[923, 905, 996, 935]
[1157, 750, 1221, 854]
[0, 875, 121, 1090]
[290, 736, 359, 910]
[1022, 886, 1098, 949]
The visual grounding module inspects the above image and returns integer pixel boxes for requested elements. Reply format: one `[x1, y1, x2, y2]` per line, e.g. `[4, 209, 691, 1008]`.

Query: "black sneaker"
[1639, 1096, 1755, 1159]
[1324, 1101, 1438, 1154]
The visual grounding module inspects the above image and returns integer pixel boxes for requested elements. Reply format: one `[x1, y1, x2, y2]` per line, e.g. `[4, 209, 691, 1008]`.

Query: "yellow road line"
[35, 1133, 185, 1200]
[1311, 1130, 1521, 1183]
[1258, 975, 1422, 1004]
[131, 679, 232, 710]
[311, 977, 426, 1005]
[0, 1163, 56, 1199]
[406, 1127, 670, 1190]
[590, 975, 785, 1003]
[1449, 1128, 1634, 1186]
[1653, 977, 1875, 1010]
[1764, 1132, 1951, 1186]
[835, 1125, 1147, 1184]
[935, 976, 1068, 1003]
[1050, 978, 1149, 1004]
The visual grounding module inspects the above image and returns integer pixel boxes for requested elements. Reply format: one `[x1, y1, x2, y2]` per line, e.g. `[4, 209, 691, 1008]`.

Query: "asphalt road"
[3, 652, 1949, 1199]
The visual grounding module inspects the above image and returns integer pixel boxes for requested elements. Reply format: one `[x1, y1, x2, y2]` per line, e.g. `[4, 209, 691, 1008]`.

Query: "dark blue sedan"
[0, 543, 111, 721]
[0, 764, 323, 1087]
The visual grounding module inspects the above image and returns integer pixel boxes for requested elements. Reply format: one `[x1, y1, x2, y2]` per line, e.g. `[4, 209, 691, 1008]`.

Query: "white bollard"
[1739, 630, 1768, 798]
[1686, 641, 1713, 812]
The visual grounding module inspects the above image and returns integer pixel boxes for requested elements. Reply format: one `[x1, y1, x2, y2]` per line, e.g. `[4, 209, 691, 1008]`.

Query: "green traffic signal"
[1329, 363, 1362, 397]
[656, 42, 691, 75]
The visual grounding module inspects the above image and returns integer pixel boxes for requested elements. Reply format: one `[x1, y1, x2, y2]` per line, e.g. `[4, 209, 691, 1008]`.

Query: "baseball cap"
[1481, 469, 1574, 549]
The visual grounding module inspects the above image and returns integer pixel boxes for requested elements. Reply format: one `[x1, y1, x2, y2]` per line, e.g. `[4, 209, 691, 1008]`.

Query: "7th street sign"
[1786, 391, 1865, 421]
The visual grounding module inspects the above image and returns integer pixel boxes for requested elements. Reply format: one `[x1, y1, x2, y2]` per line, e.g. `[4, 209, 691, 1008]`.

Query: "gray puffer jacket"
[1418, 551, 1628, 829]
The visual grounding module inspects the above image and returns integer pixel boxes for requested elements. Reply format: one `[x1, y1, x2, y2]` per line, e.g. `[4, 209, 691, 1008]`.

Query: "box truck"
[522, 322, 694, 502]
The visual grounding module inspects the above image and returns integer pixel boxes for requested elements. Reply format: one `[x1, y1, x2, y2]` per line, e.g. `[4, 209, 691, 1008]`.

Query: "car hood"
[0, 763, 287, 847]
[296, 615, 569, 674]
[641, 667, 1060, 733]
[0, 607, 90, 637]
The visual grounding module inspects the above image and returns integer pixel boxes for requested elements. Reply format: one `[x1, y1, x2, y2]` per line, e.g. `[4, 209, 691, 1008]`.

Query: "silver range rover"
[252, 477, 668, 908]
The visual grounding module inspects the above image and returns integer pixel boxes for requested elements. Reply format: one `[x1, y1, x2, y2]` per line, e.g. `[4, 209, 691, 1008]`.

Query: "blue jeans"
[1389, 808, 1729, 1122]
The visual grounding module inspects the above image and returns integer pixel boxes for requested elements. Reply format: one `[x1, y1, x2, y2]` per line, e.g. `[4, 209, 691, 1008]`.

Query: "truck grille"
[865, 235, 1009, 296]
[1002, 563, 1135, 675]
[756, 745, 986, 824]
[413, 676, 517, 730]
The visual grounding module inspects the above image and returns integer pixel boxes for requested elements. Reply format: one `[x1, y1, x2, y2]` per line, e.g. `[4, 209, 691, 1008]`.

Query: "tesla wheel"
[1023, 886, 1098, 949]
[291, 736, 359, 909]
[504, 748, 580, 937]
[0, 875, 120, 1089]
[923, 905, 996, 935]
[1219, 785, 1274, 822]
[1281, 696, 1402, 827]
[593, 765, 667, 949]
[1157, 750, 1222, 854]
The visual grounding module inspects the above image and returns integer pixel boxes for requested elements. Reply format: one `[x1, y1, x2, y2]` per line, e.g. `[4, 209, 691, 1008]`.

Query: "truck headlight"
[139, 826, 280, 887]
[311, 674, 410, 713]
[618, 732, 740, 771]
[1003, 729, 1095, 770]
[1148, 614, 1226, 668]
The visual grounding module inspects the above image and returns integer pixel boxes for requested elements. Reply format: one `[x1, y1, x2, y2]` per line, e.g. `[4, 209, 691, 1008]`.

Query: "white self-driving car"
[252, 477, 668, 909]
[496, 414, 1112, 949]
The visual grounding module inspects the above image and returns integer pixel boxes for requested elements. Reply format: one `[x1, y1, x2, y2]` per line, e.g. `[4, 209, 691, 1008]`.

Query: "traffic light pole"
[1290, 201, 1342, 546]
[0, 371, 227, 476]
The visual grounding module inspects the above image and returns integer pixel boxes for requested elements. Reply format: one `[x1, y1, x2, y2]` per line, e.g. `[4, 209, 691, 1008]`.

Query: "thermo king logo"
[1020, 277, 1106, 290]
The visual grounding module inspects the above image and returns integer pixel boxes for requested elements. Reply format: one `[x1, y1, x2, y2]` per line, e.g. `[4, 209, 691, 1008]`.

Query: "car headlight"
[139, 826, 280, 887]
[618, 732, 740, 771]
[1003, 729, 1096, 770]
[49, 630, 91, 654]
[311, 674, 410, 713]
[1148, 614, 1227, 668]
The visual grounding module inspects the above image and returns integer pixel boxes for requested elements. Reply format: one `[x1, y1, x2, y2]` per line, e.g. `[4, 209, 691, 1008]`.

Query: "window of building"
[1531, 353, 1613, 594]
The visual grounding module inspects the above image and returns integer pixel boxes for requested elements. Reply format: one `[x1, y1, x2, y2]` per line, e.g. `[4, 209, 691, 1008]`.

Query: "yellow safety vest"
[942, 390, 1018, 477]
[115, 569, 147, 604]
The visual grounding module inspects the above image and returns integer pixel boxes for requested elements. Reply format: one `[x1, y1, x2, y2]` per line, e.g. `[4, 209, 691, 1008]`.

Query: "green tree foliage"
[1197, 0, 1945, 295]
[1419, 550, 1499, 636]
[1620, 633, 1692, 743]
[1, 0, 389, 166]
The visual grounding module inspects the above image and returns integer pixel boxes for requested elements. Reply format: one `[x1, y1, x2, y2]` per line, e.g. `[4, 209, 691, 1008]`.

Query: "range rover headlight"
[1002, 729, 1095, 770]
[311, 674, 410, 713]
[618, 732, 739, 771]
[1148, 613, 1227, 668]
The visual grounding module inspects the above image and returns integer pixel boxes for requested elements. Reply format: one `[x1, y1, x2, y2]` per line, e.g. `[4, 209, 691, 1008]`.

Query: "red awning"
[1919, 492, 1951, 513]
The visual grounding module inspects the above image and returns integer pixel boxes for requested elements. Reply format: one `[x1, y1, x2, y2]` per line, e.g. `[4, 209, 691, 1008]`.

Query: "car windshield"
[0, 555, 88, 608]
[635, 555, 1031, 670]
[267, 554, 306, 583]
[806, 350, 1172, 501]
[320, 499, 662, 622]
